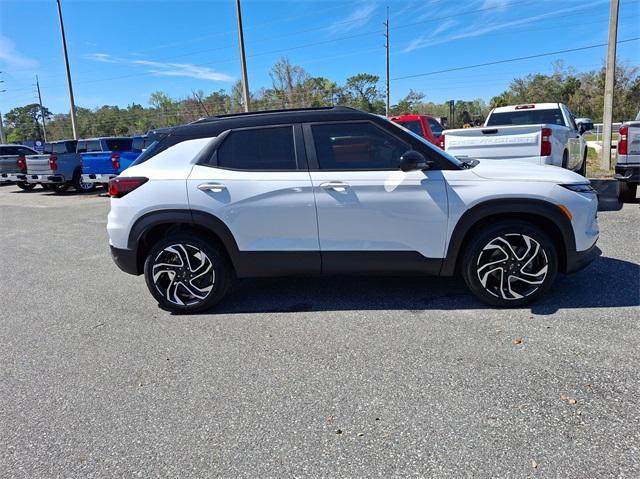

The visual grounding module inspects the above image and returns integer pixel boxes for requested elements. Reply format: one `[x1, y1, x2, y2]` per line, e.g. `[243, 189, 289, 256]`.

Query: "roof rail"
[191, 106, 358, 124]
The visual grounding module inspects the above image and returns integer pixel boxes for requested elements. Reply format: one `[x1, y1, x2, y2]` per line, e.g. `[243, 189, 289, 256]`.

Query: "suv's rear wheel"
[461, 221, 558, 307]
[144, 233, 232, 313]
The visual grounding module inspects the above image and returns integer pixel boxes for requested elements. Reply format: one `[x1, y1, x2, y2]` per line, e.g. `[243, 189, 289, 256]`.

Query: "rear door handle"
[198, 182, 226, 193]
[320, 181, 349, 192]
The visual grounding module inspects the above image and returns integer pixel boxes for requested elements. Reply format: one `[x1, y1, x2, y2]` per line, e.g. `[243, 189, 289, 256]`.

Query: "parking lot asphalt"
[0, 183, 638, 478]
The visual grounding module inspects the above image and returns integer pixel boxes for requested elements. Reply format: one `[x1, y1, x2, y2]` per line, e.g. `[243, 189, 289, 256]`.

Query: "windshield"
[384, 117, 464, 167]
[486, 108, 565, 126]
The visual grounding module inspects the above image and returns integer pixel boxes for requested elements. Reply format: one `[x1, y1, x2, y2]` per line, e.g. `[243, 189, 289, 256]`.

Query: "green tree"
[4, 104, 51, 141]
[342, 73, 384, 113]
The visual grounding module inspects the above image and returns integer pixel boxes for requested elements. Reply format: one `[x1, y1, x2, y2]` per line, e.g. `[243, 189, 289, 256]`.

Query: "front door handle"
[198, 182, 226, 193]
[320, 181, 349, 192]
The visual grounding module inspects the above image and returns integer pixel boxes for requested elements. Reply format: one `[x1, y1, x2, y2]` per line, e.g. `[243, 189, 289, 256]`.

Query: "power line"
[392, 37, 640, 80]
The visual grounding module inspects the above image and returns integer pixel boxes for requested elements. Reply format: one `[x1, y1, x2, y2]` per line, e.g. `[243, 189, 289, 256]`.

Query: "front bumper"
[565, 243, 601, 275]
[26, 174, 66, 184]
[0, 172, 28, 182]
[615, 164, 640, 183]
[82, 173, 116, 184]
[110, 245, 140, 275]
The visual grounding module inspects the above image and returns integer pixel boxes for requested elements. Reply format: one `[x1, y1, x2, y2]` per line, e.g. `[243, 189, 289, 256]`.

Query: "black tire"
[48, 183, 70, 194]
[561, 150, 569, 169]
[16, 182, 36, 191]
[144, 233, 232, 313]
[617, 181, 637, 203]
[41, 184, 50, 190]
[461, 221, 558, 308]
[577, 149, 587, 176]
[72, 171, 96, 193]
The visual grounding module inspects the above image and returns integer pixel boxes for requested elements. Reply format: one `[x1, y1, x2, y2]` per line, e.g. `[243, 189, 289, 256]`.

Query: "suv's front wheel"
[461, 222, 558, 307]
[144, 233, 232, 313]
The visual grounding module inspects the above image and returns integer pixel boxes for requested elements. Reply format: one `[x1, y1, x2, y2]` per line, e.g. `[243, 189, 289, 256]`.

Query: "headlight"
[561, 183, 596, 194]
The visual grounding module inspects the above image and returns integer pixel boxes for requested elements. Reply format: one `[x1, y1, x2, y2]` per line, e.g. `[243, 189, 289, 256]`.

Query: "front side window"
[217, 126, 296, 170]
[311, 122, 408, 170]
[428, 118, 443, 137]
[395, 120, 423, 137]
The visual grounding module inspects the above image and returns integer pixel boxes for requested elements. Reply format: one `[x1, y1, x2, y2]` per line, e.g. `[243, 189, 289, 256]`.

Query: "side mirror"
[576, 118, 594, 135]
[399, 150, 432, 172]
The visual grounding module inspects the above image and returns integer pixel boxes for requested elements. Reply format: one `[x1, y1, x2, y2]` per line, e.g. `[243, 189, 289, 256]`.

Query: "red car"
[389, 114, 445, 148]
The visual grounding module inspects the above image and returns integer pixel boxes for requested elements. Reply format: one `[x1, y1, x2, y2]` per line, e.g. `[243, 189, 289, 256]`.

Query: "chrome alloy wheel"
[476, 234, 548, 300]
[152, 244, 215, 306]
[78, 176, 94, 190]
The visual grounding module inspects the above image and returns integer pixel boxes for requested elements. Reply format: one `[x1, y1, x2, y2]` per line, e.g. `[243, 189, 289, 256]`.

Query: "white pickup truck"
[444, 103, 591, 175]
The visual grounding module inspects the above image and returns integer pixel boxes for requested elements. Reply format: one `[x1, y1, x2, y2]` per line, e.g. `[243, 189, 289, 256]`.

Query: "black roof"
[169, 106, 374, 139]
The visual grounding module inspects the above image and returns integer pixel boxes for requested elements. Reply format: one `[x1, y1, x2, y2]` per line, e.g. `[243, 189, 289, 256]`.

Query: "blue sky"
[1, 0, 639, 114]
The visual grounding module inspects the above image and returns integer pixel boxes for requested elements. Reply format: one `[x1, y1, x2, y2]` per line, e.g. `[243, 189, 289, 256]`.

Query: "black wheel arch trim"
[440, 198, 577, 276]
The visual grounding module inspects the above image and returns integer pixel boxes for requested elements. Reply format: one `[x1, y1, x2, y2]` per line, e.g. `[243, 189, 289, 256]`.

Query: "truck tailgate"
[0, 156, 20, 174]
[26, 155, 54, 175]
[445, 125, 542, 160]
[82, 152, 116, 175]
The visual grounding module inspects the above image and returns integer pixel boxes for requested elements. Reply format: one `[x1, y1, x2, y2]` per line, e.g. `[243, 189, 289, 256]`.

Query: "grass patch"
[586, 146, 616, 178]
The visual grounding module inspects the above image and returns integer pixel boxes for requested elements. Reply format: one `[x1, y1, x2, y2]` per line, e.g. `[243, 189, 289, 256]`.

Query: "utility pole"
[192, 90, 211, 117]
[235, 0, 251, 112]
[36, 75, 47, 142]
[0, 111, 6, 144]
[601, 0, 619, 170]
[384, 6, 390, 116]
[56, 0, 78, 139]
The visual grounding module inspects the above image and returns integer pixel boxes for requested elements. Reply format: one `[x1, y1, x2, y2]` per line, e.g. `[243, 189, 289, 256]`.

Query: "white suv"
[107, 107, 599, 313]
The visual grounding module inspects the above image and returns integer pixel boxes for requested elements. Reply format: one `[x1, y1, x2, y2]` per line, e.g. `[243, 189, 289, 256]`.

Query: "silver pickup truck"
[616, 111, 640, 202]
[444, 103, 591, 175]
[0, 144, 41, 190]
[25, 139, 96, 193]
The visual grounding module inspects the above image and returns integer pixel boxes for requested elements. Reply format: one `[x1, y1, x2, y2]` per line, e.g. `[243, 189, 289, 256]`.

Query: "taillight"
[541, 127, 552, 156]
[49, 154, 58, 171]
[108, 177, 148, 198]
[618, 125, 628, 155]
[17, 156, 27, 171]
[439, 135, 445, 150]
[111, 153, 120, 170]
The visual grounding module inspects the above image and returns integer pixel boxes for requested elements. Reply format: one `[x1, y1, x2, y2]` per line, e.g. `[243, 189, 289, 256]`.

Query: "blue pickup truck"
[79, 137, 142, 186]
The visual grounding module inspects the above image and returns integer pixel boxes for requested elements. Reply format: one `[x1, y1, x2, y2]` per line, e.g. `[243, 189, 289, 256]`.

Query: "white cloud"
[0, 35, 38, 69]
[131, 60, 234, 82]
[327, 2, 376, 34]
[481, 0, 510, 10]
[85, 53, 234, 82]
[403, 2, 602, 52]
[86, 53, 118, 63]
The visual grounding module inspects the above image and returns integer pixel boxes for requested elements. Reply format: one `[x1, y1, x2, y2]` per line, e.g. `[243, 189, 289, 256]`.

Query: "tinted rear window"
[105, 138, 133, 151]
[43, 144, 53, 154]
[486, 108, 565, 126]
[217, 126, 296, 170]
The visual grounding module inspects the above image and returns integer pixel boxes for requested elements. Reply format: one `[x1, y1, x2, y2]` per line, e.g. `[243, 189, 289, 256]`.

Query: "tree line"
[3, 57, 638, 143]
